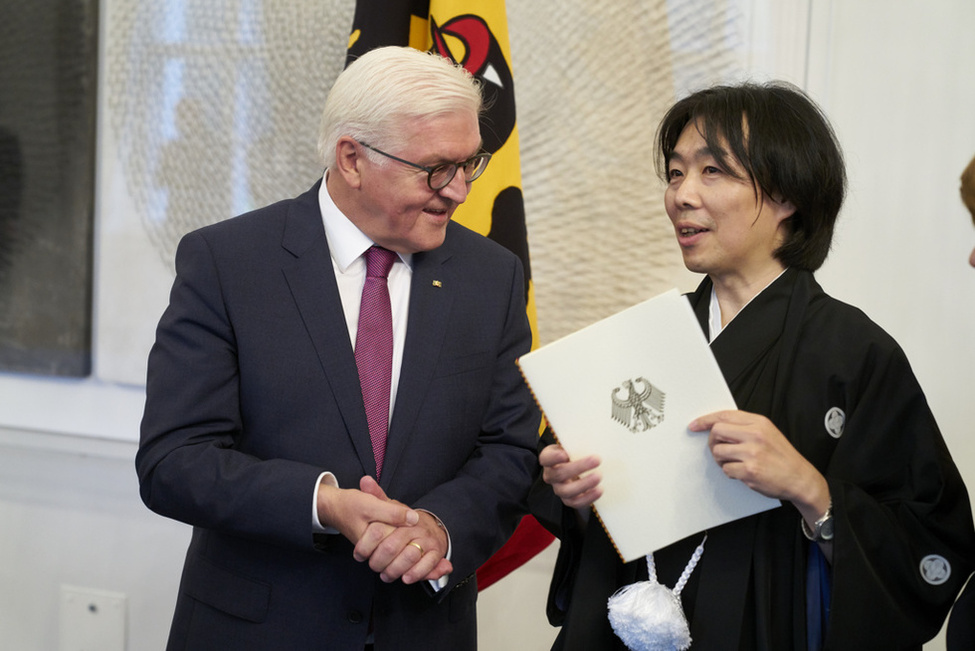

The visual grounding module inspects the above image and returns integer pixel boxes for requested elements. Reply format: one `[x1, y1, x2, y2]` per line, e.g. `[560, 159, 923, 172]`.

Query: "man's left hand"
[690, 409, 829, 519]
[353, 477, 452, 585]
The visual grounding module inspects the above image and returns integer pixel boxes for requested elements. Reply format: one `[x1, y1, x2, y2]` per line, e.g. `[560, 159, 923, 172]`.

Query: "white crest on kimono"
[824, 406, 845, 439]
[611, 377, 666, 433]
[919, 555, 951, 585]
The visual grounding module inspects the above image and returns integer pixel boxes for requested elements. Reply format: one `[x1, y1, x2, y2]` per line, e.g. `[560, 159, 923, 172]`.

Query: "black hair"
[656, 81, 846, 271]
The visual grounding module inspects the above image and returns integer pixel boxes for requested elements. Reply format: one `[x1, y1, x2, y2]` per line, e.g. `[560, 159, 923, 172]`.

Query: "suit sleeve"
[408, 252, 541, 590]
[136, 230, 323, 550]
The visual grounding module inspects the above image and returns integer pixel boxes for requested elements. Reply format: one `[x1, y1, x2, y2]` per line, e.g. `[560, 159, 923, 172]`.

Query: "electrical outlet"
[59, 585, 126, 651]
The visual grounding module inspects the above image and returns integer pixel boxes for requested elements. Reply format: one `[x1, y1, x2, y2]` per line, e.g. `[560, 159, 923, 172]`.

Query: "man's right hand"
[539, 443, 603, 510]
[316, 477, 452, 584]
[316, 476, 419, 544]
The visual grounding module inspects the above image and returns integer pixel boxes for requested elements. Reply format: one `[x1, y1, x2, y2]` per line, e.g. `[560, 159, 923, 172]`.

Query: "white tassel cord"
[607, 535, 707, 651]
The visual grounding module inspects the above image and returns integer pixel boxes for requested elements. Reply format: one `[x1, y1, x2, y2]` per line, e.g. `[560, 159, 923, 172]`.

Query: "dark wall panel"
[0, 0, 97, 376]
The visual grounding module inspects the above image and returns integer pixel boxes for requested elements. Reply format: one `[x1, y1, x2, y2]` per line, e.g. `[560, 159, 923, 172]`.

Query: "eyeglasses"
[358, 141, 492, 190]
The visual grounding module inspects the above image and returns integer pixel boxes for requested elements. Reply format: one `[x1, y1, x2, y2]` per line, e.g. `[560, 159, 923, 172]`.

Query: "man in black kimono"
[531, 82, 975, 650]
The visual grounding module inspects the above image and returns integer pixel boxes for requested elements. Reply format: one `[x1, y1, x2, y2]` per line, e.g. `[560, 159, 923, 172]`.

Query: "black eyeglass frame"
[358, 141, 492, 190]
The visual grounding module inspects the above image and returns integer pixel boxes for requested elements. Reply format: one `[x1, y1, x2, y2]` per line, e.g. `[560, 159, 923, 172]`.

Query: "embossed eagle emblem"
[611, 377, 666, 433]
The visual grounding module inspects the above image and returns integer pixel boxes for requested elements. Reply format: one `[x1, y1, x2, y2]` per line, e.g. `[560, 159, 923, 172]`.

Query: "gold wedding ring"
[408, 541, 424, 555]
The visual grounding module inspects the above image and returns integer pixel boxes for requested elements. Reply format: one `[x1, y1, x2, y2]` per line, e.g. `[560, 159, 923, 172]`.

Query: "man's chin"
[405, 227, 449, 254]
[424, 232, 449, 252]
[680, 254, 707, 275]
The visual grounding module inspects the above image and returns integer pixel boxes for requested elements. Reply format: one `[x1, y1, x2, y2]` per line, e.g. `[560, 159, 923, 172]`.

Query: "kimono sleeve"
[824, 341, 975, 647]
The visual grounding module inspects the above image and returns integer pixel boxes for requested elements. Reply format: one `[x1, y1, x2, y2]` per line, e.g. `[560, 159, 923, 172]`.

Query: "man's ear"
[333, 137, 363, 189]
[772, 196, 796, 224]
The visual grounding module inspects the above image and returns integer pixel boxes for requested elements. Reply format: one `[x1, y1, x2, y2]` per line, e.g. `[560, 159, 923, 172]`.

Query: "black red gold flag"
[345, 0, 552, 590]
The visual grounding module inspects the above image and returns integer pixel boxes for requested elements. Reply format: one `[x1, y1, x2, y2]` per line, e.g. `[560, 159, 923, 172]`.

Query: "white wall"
[811, 1, 975, 500]
[0, 430, 190, 650]
[1, 1, 973, 650]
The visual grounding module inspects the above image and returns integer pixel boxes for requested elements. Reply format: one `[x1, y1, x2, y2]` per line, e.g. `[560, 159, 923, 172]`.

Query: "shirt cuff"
[417, 509, 452, 591]
[313, 471, 339, 533]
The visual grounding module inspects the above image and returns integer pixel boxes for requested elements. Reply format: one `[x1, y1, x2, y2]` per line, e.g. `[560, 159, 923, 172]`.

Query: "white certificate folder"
[518, 289, 778, 562]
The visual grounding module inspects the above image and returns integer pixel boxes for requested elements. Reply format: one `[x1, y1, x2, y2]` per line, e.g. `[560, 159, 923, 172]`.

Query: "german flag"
[346, 0, 552, 590]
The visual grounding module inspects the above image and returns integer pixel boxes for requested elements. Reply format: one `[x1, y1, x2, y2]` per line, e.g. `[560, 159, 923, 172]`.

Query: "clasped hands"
[317, 476, 451, 585]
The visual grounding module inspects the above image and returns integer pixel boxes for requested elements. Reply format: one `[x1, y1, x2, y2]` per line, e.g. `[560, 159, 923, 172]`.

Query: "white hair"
[317, 46, 483, 168]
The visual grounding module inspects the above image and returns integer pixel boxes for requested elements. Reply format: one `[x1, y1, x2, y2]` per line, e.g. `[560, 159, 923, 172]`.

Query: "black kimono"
[530, 268, 975, 650]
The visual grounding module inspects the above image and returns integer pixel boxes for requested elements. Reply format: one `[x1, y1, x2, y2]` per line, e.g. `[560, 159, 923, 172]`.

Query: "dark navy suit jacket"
[137, 181, 540, 650]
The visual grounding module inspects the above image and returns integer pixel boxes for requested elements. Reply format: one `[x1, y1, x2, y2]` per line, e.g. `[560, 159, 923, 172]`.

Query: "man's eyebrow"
[669, 146, 720, 164]
[431, 142, 485, 165]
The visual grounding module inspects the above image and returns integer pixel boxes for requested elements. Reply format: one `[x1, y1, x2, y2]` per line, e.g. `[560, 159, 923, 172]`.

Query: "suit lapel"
[280, 182, 376, 477]
[379, 242, 455, 486]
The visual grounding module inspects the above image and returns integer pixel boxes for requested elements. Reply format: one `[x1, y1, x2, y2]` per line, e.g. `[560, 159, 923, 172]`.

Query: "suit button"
[347, 610, 363, 624]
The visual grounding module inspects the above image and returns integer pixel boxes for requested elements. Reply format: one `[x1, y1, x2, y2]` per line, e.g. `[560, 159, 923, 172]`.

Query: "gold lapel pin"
[432, 280, 443, 288]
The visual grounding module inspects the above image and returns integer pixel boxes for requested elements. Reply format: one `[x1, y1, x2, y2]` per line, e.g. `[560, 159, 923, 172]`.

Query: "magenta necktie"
[354, 246, 397, 479]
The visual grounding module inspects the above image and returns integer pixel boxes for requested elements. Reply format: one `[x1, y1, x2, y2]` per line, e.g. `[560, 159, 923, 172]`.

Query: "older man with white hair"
[137, 46, 540, 651]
